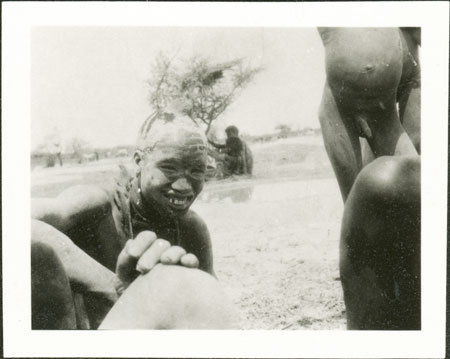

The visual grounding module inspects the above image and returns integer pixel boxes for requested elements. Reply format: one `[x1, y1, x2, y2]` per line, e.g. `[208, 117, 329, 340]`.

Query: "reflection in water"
[198, 179, 340, 206]
[199, 185, 254, 203]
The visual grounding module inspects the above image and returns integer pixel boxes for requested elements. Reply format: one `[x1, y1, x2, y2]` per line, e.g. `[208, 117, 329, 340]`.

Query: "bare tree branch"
[147, 54, 262, 134]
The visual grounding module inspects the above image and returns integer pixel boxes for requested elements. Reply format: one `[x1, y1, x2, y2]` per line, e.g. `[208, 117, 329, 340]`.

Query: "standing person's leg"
[398, 27, 421, 153]
[399, 86, 420, 153]
[319, 82, 363, 201]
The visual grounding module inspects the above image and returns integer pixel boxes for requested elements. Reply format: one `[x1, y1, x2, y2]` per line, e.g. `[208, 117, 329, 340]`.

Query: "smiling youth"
[30, 113, 234, 329]
[135, 122, 208, 218]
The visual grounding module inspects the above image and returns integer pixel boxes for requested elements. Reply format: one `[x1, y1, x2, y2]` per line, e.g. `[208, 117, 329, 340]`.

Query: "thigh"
[399, 86, 421, 153]
[397, 28, 421, 152]
[99, 264, 236, 329]
[31, 240, 77, 329]
[319, 82, 363, 200]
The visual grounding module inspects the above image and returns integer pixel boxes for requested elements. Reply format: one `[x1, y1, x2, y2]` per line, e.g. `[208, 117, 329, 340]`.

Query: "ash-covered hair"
[137, 111, 207, 153]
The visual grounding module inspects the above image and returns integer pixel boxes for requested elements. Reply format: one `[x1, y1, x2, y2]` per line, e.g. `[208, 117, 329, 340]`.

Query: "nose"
[171, 177, 193, 193]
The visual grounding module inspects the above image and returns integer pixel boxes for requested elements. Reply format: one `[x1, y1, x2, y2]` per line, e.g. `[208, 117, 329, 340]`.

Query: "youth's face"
[137, 136, 207, 218]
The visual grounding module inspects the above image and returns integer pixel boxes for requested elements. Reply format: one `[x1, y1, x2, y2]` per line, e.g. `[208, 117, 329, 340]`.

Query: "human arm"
[31, 186, 118, 302]
[179, 211, 215, 277]
[32, 185, 111, 235]
[31, 219, 118, 305]
[208, 138, 226, 149]
[227, 137, 243, 156]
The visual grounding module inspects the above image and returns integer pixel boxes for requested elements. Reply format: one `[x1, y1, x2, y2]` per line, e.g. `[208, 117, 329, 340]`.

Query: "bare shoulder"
[32, 184, 113, 232]
[179, 209, 209, 237]
[179, 209, 214, 275]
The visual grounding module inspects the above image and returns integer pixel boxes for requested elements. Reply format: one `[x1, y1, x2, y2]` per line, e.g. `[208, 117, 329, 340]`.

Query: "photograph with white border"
[2, 1, 449, 358]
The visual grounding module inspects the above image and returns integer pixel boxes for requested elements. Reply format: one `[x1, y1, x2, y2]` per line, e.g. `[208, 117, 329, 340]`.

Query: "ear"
[133, 150, 144, 167]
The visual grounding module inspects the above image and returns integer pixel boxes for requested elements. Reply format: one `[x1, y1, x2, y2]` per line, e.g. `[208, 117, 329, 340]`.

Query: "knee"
[32, 239, 55, 262]
[341, 156, 421, 273]
[343, 156, 420, 241]
[31, 240, 64, 278]
[149, 265, 236, 328]
[101, 264, 237, 329]
[351, 156, 420, 207]
[31, 223, 67, 280]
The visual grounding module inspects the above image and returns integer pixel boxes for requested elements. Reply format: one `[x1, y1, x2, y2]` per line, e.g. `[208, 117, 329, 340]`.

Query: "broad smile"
[164, 193, 194, 210]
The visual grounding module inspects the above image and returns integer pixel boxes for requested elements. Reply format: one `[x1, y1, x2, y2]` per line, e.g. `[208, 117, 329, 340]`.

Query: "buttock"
[321, 28, 420, 113]
[322, 28, 403, 111]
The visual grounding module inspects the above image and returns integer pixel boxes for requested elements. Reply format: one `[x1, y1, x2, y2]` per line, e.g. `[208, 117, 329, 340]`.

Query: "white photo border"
[2, 1, 449, 358]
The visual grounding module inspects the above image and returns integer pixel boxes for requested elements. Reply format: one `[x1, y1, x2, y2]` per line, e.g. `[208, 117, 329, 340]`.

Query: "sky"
[31, 27, 325, 150]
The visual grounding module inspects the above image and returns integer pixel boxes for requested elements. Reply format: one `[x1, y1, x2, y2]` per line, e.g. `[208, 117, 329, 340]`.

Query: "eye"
[190, 167, 206, 178]
[158, 164, 178, 173]
[160, 165, 176, 170]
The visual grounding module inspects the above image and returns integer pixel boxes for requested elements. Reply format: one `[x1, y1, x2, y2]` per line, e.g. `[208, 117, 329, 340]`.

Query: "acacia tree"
[147, 54, 262, 134]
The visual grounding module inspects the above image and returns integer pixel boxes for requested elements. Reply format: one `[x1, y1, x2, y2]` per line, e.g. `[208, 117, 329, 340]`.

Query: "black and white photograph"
[2, 2, 449, 358]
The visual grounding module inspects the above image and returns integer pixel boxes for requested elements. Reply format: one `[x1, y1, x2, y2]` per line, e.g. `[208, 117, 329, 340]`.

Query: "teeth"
[169, 197, 188, 205]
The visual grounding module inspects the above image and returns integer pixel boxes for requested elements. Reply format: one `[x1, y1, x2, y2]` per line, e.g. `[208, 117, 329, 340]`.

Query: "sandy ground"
[31, 135, 346, 329]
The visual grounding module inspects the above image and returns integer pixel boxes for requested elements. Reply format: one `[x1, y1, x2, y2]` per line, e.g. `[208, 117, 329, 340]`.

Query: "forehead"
[143, 127, 207, 162]
[142, 122, 205, 147]
[146, 147, 207, 166]
[158, 127, 205, 148]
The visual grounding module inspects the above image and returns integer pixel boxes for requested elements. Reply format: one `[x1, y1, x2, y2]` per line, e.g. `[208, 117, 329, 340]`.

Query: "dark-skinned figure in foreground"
[318, 27, 421, 329]
[31, 113, 236, 329]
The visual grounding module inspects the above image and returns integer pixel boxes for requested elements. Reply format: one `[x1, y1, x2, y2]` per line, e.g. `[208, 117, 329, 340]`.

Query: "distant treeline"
[31, 128, 322, 169]
[241, 127, 321, 144]
[31, 145, 135, 169]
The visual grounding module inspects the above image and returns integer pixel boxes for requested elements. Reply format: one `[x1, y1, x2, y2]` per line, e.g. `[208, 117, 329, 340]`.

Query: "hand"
[114, 231, 199, 295]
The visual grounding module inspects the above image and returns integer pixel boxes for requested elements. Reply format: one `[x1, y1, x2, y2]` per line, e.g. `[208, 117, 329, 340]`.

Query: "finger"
[128, 231, 158, 257]
[136, 239, 171, 273]
[160, 246, 187, 265]
[180, 253, 200, 268]
[116, 240, 138, 283]
[116, 232, 157, 282]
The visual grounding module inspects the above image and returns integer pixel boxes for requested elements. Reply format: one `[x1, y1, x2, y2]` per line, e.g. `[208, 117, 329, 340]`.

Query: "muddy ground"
[31, 135, 346, 329]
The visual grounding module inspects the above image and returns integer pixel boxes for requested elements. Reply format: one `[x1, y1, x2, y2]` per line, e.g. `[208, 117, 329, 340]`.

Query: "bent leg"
[99, 264, 237, 329]
[31, 240, 77, 329]
[340, 156, 420, 329]
[31, 220, 117, 329]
